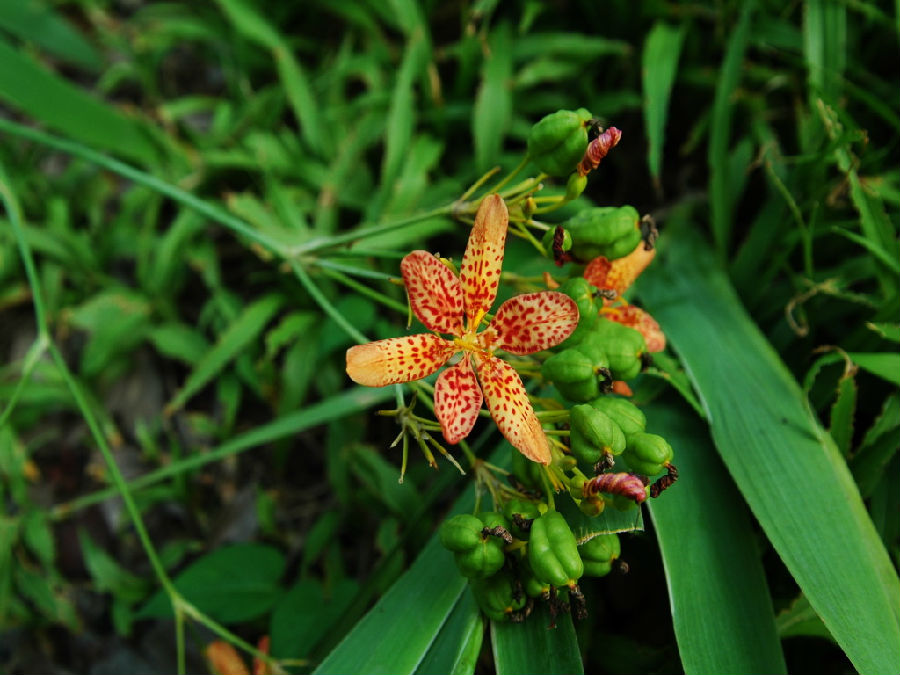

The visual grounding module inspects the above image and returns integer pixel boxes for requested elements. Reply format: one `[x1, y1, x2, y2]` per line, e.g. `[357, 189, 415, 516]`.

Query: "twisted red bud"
[582, 472, 647, 505]
[577, 127, 622, 176]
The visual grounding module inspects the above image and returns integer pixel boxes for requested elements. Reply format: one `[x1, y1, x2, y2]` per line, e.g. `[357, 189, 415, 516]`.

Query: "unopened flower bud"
[578, 127, 622, 176]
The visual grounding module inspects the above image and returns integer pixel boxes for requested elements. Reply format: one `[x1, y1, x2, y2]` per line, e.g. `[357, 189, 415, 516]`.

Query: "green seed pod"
[555, 378, 601, 403]
[503, 499, 541, 538]
[541, 348, 595, 384]
[454, 538, 507, 579]
[601, 227, 643, 260]
[439, 514, 485, 553]
[570, 404, 626, 465]
[556, 278, 596, 319]
[527, 109, 593, 177]
[579, 533, 620, 577]
[479, 511, 511, 531]
[589, 396, 646, 441]
[518, 555, 551, 598]
[560, 312, 601, 349]
[565, 206, 641, 260]
[571, 333, 611, 369]
[469, 571, 527, 621]
[565, 173, 588, 201]
[528, 511, 584, 588]
[623, 432, 674, 477]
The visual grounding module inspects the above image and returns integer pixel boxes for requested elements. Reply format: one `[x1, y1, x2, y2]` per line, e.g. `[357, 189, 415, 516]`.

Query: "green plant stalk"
[317, 266, 408, 314]
[0, 335, 48, 429]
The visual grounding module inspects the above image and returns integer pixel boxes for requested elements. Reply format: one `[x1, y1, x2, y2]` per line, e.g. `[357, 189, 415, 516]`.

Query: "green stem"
[317, 266, 408, 314]
[489, 156, 530, 195]
[0, 335, 48, 428]
[290, 260, 369, 344]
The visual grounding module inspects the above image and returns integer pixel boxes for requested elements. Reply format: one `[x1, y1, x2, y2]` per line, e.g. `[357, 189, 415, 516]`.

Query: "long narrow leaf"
[491, 603, 582, 675]
[638, 229, 900, 675]
[0, 37, 157, 165]
[646, 400, 786, 675]
[414, 591, 483, 675]
[641, 22, 685, 188]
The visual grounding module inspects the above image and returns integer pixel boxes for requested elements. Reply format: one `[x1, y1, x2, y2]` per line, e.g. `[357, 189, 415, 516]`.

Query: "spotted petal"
[474, 355, 550, 464]
[460, 194, 508, 328]
[346, 334, 455, 387]
[434, 355, 483, 444]
[486, 292, 579, 355]
[401, 251, 464, 335]
[584, 244, 656, 296]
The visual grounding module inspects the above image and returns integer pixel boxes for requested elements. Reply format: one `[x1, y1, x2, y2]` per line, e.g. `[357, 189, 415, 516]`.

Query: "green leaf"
[138, 543, 285, 623]
[847, 352, 900, 387]
[803, 0, 847, 103]
[165, 294, 283, 413]
[213, 0, 327, 155]
[776, 594, 834, 641]
[67, 290, 152, 377]
[641, 22, 686, 186]
[638, 228, 900, 675]
[850, 393, 900, 498]
[491, 603, 582, 675]
[473, 23, 513, 171]
[270, 578, 359, 660]
[79, 530, 148, 602]
[313, 536, 468, 675]
[349, 445, 423, 518]
[0, 36, 158, 165]
[646, 400, 786, 675]
[414, 590, 483, 675]
[0, 0, 102, 70]
[829, 370, 857, 457]
[22, 511, 55, 567]
[867, 322, 900, 343]
[147, 323, 210, 365]
[708, 1, 754, 256]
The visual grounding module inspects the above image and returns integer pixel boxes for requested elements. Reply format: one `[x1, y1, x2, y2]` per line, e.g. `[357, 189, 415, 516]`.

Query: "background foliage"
[1, 0, 898, 673]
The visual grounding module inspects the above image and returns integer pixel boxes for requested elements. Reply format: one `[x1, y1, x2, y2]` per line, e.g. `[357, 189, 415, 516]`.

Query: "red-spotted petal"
[346, 334, 455, 387]
[584, 244, 656, 296]
[602, 305, 666, 352]
[460, 194, 508, 327]
[434, 355, 483, 444]
[474, 355, 550, 464]
[485, 292, 579, 355]
[401, 251, 464, 335]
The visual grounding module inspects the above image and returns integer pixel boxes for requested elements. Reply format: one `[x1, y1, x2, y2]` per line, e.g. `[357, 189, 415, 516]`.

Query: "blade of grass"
[165, 294, 283, 414]
[646, 399, 787, 675]
[708, 1, 754, 258]
[0, 37, 158, 165]
[641, 21, 686, 192]
[637, 226, 900, 675]
[491, 603, 582, 675]
[0, 1, 101, 70]
[413, 590, 483, 675]
[473, 22, 512, 172]
[214, 0, 328, 156]
[804, 0, 847, 103]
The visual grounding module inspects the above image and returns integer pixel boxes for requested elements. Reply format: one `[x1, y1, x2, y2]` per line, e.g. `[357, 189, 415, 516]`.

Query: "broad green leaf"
[641, 22, 685, 185]
[0, 0, 101, 70]
[349, 445, 424, 518]
[15, 564, 79, 629]
[848, 352, 900, 387]
[0, 37, 157, 165]
[473, 23, 512, 171]
[79, 530, 148, 602]
[165, 294, 283, 413]
[22, 511, 54, 567]
[491, 603, 582, 675]
[270, 578, 359, 661]
[638, 228, 900, 675]
[138, 543, 285, 623]
[708, 1, 754, 256]
[147, 323, 210, 365]
[414, 590, 483, 675]
[646, 400, 786, 675]
[313, 536, 468, 675]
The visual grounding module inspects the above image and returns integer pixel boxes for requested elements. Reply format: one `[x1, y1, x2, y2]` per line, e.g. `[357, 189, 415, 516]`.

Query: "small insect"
[482, 525, 514, 544]
[583, 472, 648, 505]
[649, 463, 679, 498]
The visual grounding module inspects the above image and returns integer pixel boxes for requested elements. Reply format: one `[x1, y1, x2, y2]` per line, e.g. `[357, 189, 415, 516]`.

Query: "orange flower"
[346, 195, 578, 464]
[583, 243, 666, 352]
